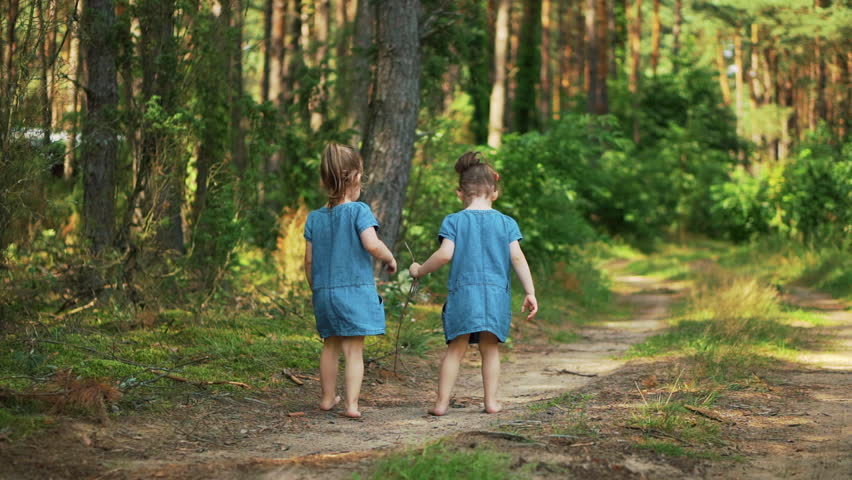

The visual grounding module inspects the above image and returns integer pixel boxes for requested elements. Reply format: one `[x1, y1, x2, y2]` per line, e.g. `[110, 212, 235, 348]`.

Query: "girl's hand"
[522, 294, 538, 320]
[409, 262, 422, 279]
[385, 257, 398, 274]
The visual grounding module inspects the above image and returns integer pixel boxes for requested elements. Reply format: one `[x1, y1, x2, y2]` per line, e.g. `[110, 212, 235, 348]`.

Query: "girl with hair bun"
[304, 143, 397, 418]
[409, 151, 538, 416]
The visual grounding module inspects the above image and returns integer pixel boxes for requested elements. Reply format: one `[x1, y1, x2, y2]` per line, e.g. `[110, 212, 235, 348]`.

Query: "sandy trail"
[110, 274, 677, 479]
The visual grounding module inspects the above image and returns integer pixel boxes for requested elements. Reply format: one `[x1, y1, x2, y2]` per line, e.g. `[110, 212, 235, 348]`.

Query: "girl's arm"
[509, 241, 538, 319]
[305, 241, 313, 288]
[410, 238, 455, 278]
[359, 227, 398, 274]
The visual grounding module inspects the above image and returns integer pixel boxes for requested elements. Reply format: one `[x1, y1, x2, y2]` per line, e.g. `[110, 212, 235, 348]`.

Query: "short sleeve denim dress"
[438, 209, 523, 344]
[304, 202, 385, 338]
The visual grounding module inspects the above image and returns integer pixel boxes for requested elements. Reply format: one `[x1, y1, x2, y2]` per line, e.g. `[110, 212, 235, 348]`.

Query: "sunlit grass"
[359, 441, 523, 480]
[625, 267, 821, 382]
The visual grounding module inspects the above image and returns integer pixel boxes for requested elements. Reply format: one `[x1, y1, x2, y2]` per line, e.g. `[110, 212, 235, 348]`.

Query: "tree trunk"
[351, 0, 374, 145]
[262, 0, 273, 102]
[715, 32, 731, 105]
[749, 24, 764, 105]
[586, 0, 608, 114]
[63, 0, 82, 180]
[268, 0, 285, 106]
[672, 0, 682, 71]
[814, 37, 827, 123]
[650, 0, 659, 76]
[487, 0, 510, 147]
[540, 0, 552, 124]
[230, 0, 247, 174]
[137, 0, 183, 253]
[360, 0, 420, 255]
[506, 1, 519, 129]
[734, 23, 744, 138]
[310, 0, 329, 130]
[628, 0, 641, 143]
[513, 0, 541, 133]
[82, 0, 118, 254]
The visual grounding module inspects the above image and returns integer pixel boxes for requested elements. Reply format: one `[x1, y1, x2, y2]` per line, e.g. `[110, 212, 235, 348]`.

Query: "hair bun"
[455, 151, 483, 174]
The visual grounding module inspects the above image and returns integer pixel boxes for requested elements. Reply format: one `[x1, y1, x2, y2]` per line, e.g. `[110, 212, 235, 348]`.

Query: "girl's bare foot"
[319, 395, 341, 411]
[428, 404, 449, 416]
[342, 408, 362, 419]
[483, 402, 502, 414]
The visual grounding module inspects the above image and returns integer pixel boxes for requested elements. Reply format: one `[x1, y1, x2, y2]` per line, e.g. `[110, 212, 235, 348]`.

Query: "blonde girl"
[304, 143, 397, 418]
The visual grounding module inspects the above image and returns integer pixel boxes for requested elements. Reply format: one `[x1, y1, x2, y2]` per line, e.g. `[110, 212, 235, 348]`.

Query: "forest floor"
[1, 261, 850, 479]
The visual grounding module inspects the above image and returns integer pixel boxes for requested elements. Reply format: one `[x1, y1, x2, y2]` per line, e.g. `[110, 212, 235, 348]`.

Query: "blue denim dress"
[304, 202, 385, 338]
[438, 209, 523, 344]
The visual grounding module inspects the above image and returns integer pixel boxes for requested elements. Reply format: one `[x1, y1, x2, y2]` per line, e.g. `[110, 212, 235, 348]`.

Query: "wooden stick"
[393, 242, 419, 374]
[53, 298, 96, 319]
[147, 370, 251, 389]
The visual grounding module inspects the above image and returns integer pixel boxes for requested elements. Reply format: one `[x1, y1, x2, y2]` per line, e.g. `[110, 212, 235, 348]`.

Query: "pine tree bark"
[734, 23, 744, 137]
[650, 0, 660, 76]
[513, 0, 541, 133]
[268, 0, 286, 106]
[628, 0, 642, 143]
[262, 0, 273, 102]
[360, 0, 420, 254]
[586, 0, 608, 114]
[82, 0, 118, 254]
[540, 0, 552, 124]
[230, 0, 247, 173]
[715, 32, 731, 105]
[310, 0, 329, 130]
[487, 0, 510, 147]
[63, 0, 82, 180]
[351, 0, 374, 145]
[672, 0, 682, 72]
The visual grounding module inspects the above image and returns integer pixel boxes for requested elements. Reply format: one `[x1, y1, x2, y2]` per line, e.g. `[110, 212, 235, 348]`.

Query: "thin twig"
[665, 368, 686, 406]
[635, 381, 649, 406]
[393, 242, 419, 374]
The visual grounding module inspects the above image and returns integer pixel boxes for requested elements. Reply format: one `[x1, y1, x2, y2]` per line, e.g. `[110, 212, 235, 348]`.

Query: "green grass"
[717, 237, 852, 301]
[360, 441, 525, 480]
[625, 267, 821, 382]
[528, 392, 592, 413]
[634, 439, 723, 459]
[0, 407, 52, 440]
[628, 399, 721, 446]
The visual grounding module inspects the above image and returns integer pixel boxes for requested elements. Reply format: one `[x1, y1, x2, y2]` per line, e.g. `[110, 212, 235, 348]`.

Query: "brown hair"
[455, 151, 499, 199]
[321, 143, 363, 207]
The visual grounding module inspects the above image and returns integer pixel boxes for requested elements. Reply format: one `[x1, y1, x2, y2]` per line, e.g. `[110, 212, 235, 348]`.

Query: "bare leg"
[478, 332, 502, 413]
[429, 335, 470, 416]
[340, 336, 365, 418]
[319, 336, 342, 410]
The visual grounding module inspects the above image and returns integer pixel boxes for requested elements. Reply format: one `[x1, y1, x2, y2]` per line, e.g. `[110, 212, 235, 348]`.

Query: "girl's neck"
[464, 196, 493, 210]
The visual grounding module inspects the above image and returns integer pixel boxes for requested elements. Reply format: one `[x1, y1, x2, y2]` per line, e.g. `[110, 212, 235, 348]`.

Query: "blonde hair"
[321, 143, 363, 207]
[455, 151, 499, 199]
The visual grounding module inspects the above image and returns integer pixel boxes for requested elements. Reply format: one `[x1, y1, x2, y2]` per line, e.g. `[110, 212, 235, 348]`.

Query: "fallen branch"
[544, 367, 597, 378]
[53, 298, 97, 319]
[282, 369, 304, 386]
[148, 370, 251, 389]
[685, 405, 732, 424]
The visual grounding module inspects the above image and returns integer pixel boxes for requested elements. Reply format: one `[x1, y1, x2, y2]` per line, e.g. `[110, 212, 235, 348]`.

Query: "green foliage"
[363, 441, 518, 480]
[707, 128, 851, 243]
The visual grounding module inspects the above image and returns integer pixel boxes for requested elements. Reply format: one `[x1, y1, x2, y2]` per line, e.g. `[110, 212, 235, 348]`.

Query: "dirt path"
[80, 274, 679, 480]
[5, 273, 848, 480]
